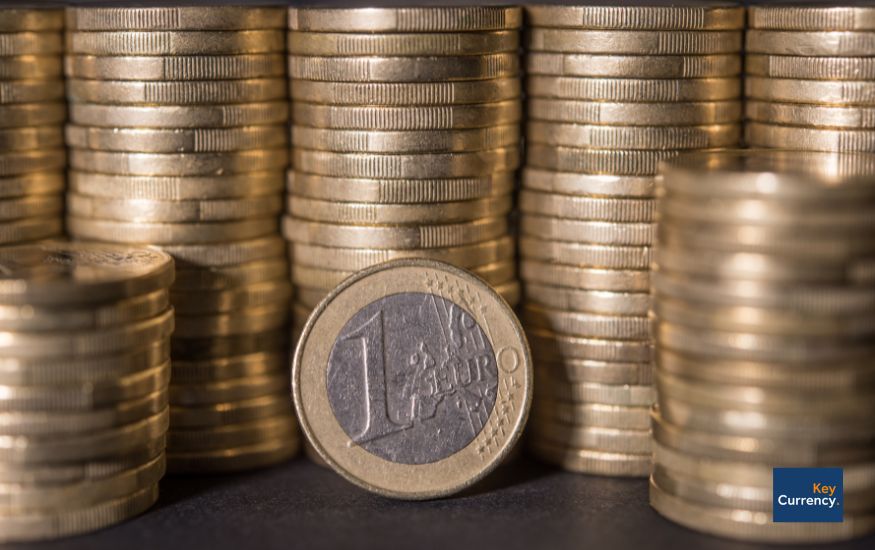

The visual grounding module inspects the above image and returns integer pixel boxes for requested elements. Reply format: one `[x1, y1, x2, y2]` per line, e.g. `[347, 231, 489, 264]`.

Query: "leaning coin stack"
[284, 5, 523, 336]
[63, 6, 299, 473]
[0, 8, 65, 246]
[0, 242, 174, 542]
[521, 2, 744, 476]
[651, 150, 875, 543]
[746, 5, 875, 151]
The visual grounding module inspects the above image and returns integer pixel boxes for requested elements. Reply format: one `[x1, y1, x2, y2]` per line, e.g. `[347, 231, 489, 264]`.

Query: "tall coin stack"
[0, 8, 65, 246]
[521, 2, 744, 476]
[651, 150, 875, 543]
[63, 6, 299, 473]
[746, 5, 875, 151]
[284, 6, 523, 337]
[0, 242, 173, 542]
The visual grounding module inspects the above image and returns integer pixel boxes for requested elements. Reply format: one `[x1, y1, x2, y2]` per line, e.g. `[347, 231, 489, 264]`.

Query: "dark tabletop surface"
[8, 454, 875, 550]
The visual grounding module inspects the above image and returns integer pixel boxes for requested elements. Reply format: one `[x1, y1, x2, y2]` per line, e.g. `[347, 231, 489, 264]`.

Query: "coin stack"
[0, 242, 174, 542]
[0, 8, 65, 246]
[651, 150, 875, 543]
[283, 6, 523, 336]
[520, 3, 744, 476]
[63, 6, 299, 473]
[746, 5, 875, 151]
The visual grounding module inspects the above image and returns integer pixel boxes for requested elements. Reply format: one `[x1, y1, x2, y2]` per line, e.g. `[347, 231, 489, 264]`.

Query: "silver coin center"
[327, 292, 498, 465]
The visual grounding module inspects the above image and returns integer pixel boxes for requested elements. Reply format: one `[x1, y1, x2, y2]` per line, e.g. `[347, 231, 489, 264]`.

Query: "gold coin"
[527, 121, 740, 150]
[533, 399, 651, 430]
[171, 329, 287, 360]
[520, 237, 651, 269]
[67, 7, 286, 30]
[290, 236, 514, 272]
[531, 418, 652, 454]
[526, 29, 741, 55]
[161, 236, 285, 267]
[290, 124, 519, 153]
[287, 170, 514, 204]
[171, 280, 292, 315]
[68, 217, 276, 245]
[288, 31, 518, 56]
[0, 172, 64, 199]
[745, 100, 875, 129]
[291, 259, 515, 290]
[282, 215, 507, 249]
[536, 374, 655, 407]
[539, 357, 653, 386]
[66, 124, 287, 153]
[0, 32, 62, 56]
[166, 437, 299, 473]
[749, 5, 875, 31]
[289, 78, 521, 106]
[523, 303, 650, 340]
[526, 4, 743, 30]
[171, 351, 286, 384]
[0, 217, 62, 245]
[745, 54, 875, 81]
[746, 121, 875, 152]
[287, 53, 519, 82]
[292, 148, 519, 179]
[0, 195, 61, 221]
[525, 52, 742, 78]
[172, 259, 288, 290]
[68, 149, 287, 176]
[746, 76, 875, 106]
[169, 393, 290, 429]
[0, 9, 63, 32]
[0, 150, 65, 177]
[68, 101, 288, 128]
[523, 279, 651, 312]
[167, 414, 296, 452]
[68, 171, 283, 201]
[520, 216, 653, 246]
[288, 195, 511, 224]
[65, 30, 285, 55]
[64, 53, 285, 80]
[0, 126, 63, 151]
[287, 6, 522, 32]
[530, 439, 650, 477]
[67, 78, 286, 105]
[170, 373, 288, 406]
[0, 80, 64, 104]
[528, 328, 653, 363]
[528, 98, 742, 125]
[0, 484, 159, 543]
[0, 103, 66, 129]
[174, 305, 288, 338]
[520, 190, 653, 222]
[293, 259, 531, 499]
[526, 144, 683, 176]
[522, 168, 655, 198]
[747, 29, 875, 56]
[0, 55, 61, 79]
[67, 193, 282, 223]
[291, 100, 521, 130]
[526, 75, 741, 102]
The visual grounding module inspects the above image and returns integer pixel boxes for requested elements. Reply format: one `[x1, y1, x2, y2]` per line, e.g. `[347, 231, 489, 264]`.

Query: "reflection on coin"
[293, 260, 531, 499]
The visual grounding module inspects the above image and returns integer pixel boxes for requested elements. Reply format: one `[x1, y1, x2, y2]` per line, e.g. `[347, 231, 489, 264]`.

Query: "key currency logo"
[326, 292, 499, 465]
[773, 467, 844, 523]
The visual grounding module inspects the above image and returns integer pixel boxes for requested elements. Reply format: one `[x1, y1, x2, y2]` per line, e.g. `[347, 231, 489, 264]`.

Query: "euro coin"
[525, 52, 741, 78]
[526, 75, 741, 102]
[287, 6, 522, 32]
[65, 30, 285, 55]
[289, 78, 521, 106]
[65, 54, 286, 80]
[287, 31, 519, 56]
[526, 4, 743, 30]
[526, 29, 741, 55]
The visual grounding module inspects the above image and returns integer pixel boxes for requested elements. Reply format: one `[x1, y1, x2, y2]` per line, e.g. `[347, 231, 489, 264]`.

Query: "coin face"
[294, 259, 531, 499]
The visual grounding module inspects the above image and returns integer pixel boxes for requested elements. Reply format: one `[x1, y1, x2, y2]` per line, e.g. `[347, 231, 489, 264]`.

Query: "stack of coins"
[0, 8, 65, 246]
[521, 2, 744, 476]
[283, 6, 523, 336]
[63, 6, 299, 473]
[747, 5, 875, 151]
[0, 242, 173, 542]
[651, 150, 875, 543]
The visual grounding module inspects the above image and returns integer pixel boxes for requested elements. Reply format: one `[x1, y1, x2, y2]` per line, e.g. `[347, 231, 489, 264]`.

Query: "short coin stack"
[0, 8, 65, 245]
[746, 5, 875, 151]
[520, 2, 744, 476]
[0, 242, 174, 542]
[63, 6, 299, 473]
[651, 150, 875, 543]
[283, 6, 523, 335]
[745, 6, 875, 151]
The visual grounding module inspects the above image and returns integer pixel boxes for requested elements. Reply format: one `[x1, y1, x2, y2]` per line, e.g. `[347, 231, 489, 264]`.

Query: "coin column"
[746, 5, 875, 151]
[63, 7, 299, 473]
[651, 150, 875, 543]
[0, 9, 65, 245]
[0, 242, 174, 542]
[520, 4, 744, 476]
[283, 5, 523, 336]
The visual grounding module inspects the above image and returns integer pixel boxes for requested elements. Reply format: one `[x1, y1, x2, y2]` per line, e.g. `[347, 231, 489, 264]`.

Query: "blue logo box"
[773, 467, 843, 523]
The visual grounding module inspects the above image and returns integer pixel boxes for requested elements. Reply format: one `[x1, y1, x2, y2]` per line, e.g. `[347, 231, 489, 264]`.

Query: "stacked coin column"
[520, 3, 744, 476]
[746, 5, 875, 151]
[63, 7, 299, 473]
[651, 150, 875, 543]
[0, 8, 65, 245]
[0, 242, 173, 542]
[284, 5, 522, 335]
